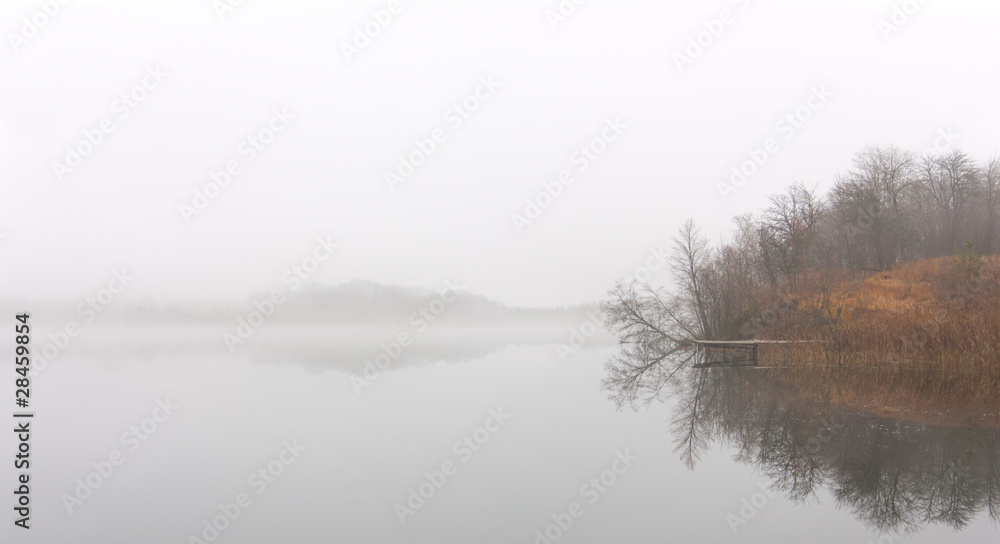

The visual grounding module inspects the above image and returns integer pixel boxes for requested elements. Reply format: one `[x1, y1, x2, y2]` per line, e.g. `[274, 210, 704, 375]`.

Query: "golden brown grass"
[755, 257, 1000, 421]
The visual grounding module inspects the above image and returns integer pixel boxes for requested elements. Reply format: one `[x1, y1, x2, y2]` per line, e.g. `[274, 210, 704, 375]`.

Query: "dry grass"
[755, 257, 1000, 420]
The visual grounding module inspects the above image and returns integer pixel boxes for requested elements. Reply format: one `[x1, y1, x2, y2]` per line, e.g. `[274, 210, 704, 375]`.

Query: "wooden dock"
[686, 339, 819, 367]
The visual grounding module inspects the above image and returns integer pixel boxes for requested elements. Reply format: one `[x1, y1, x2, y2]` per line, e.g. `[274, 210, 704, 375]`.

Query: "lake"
[11, 327, 1000, 543]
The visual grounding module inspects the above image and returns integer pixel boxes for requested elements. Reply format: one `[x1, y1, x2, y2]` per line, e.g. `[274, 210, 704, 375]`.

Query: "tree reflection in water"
[602, 290, 1000, 534]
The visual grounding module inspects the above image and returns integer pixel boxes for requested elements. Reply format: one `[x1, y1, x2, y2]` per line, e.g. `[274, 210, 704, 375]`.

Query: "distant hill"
[43, 280, 615, 369]
[112, 279, 601, 327]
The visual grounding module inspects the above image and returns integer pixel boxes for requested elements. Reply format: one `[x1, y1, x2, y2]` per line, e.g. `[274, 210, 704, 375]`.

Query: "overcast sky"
[1, 0, 998, 308]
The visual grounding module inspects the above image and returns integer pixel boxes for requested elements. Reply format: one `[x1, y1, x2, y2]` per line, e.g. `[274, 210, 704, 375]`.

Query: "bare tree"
[601, 282, 696, 408]
[828, 146, 916, 270]
[761, 181, 826, 283]
[979, 157, 1000, 254]
[671, 219, 712, 337]
[914, 150, 979, 255]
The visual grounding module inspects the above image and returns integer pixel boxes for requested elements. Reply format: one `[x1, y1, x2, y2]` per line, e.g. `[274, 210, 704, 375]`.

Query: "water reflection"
[602, 329, 1000, 534]
[65, 323, 617, 372]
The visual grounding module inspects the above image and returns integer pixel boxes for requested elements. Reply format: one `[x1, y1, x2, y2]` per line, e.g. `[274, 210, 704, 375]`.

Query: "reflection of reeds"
[666, 367, 1000, 533]
[753, 257, 1000, 420]
[766, 366, 1000, 428]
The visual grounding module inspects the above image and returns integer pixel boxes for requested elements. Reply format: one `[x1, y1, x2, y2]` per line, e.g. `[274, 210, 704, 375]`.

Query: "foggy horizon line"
[1, 276, 607, 313]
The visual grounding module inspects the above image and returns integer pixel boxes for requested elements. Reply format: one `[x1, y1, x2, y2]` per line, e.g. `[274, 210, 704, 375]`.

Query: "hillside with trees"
[605, 145, 1000, 374]
[603, 144, 1000, 423]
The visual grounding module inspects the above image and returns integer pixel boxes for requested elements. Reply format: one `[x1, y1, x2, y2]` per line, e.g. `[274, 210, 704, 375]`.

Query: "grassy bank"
[752, 257, 1000, 417]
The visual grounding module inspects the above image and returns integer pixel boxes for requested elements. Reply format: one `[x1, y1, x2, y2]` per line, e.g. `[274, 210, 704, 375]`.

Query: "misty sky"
[1, 0, 998, 308]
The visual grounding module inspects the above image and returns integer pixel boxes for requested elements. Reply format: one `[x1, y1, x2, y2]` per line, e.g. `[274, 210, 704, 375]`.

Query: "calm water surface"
[8, 329, 999, 543]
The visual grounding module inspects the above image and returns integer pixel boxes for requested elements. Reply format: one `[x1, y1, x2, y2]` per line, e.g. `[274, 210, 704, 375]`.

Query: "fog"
[2, 0, 998, 308]
[4, 3, 1000, 542]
